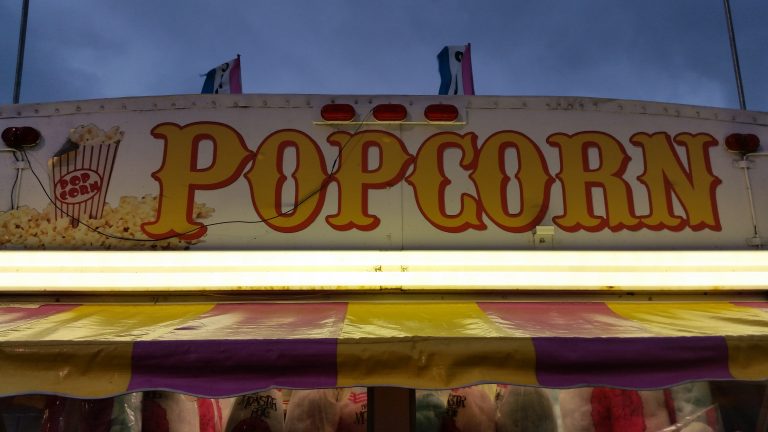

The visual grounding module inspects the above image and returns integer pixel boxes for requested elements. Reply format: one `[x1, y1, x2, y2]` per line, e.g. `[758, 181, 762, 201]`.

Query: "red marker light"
[725, 133, 760, 154]
[743, 134, 761, 153]
[424, 104, 459, 122]
[321, 104, 356, 121]
[372, 104, 407, 122]
[2, 127, 41, 149]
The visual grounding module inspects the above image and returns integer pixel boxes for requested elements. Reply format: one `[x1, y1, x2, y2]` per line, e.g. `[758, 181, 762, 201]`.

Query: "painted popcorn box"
[48, 124, 122, 226]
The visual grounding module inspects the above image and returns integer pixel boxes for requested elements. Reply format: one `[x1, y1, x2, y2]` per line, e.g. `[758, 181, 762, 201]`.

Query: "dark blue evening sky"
[1, 1, 766, 111]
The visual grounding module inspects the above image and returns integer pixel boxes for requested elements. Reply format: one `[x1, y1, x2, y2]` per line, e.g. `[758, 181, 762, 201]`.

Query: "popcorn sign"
[4, 94, 763, 251]
[141, 123, 722, 241]
[49, 124, 123, 226]
[55, 169, 102, 204]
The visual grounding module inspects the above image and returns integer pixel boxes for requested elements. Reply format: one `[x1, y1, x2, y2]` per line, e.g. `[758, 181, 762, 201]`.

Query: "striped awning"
[0, 301, 767, 398]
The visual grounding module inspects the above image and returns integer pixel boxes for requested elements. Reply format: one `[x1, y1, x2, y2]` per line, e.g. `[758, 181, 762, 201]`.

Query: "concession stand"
[0, 94, 767, 431]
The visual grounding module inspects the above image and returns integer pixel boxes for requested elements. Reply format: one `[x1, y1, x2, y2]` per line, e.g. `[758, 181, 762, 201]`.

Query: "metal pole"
[12, 0, 30, 104]
[722, 0, 746, 110]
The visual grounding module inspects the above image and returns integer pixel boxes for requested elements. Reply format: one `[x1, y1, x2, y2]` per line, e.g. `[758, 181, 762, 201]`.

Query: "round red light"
[424, 104, 459, 122]
[2, 126, 41, 149]
[743, 134, 760, 153]
[321, 104, 356, 122]
[725, 133, 761, 154]
[372, 104, 407, 122]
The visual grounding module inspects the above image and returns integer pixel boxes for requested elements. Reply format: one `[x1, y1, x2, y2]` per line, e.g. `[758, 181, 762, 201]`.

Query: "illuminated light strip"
[0, 250, 767, 292]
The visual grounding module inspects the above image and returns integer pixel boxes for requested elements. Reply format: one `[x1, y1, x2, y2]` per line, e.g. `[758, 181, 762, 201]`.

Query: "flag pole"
[12, 0, 30, 104]
[722, 0, 746, 110]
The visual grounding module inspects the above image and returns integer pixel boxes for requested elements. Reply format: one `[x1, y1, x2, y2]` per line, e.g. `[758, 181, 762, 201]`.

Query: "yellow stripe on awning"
[727, 336, 768, 380]
[337, 302, 536, 388]
[0, 342, 132, 398]
[607, 302, 768, 336]
[340, 302, 508, 338]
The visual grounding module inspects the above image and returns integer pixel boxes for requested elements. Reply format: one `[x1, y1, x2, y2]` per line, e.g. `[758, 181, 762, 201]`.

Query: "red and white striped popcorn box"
[48, 124, 122, 227]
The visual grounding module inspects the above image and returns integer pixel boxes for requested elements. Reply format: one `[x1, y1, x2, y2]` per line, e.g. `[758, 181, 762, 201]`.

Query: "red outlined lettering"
[472, 131, 554, 233]
[548, 131, 641, 232]
[631, 132, 721, 231]
[405, 132, 485, 233]
[141, 122, 254, 240]
[325, 130, 414, 231]
[245, 130, 329, 233]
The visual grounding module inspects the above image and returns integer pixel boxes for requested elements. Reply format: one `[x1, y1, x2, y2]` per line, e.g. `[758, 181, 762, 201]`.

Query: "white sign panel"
[1, 95, 766, 250]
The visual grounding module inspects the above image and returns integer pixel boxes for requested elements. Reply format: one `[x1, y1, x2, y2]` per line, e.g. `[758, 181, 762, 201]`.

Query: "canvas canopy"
[0, 300, 766, 398]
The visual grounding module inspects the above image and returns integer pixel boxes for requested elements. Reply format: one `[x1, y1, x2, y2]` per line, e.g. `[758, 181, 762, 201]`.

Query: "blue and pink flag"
[437, 44, 475, 95]
[201, 56, 242, 94]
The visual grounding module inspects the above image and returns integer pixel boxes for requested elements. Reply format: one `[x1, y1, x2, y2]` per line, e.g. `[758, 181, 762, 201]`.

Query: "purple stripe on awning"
[129, 339, 337, 397]
[478, 302, 650, 337]
[159, 302, 348, 340]
[0, 304, 78, 332]
[534, 336, 731, 389]
[732, 302, 768, 310]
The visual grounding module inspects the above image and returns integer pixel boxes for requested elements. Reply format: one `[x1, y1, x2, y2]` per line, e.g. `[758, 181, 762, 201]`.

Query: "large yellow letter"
[548, 131, 640, 232]
[405, 132, 485, 232]
[471, 131, 553, 233]
[630, 132, 721, 231]
[245, 130, 328, 233]
[325, 131, 413, 231]
[141, 122, 253, 240]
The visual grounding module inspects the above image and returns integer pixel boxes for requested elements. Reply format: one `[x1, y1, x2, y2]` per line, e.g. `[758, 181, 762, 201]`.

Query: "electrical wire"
[1, 149, 23, 211]
[10, 151, 21, 209]
[20, 109, 373, 243]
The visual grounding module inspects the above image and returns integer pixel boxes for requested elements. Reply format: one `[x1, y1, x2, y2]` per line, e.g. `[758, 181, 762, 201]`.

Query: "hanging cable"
[12, 0, 30, 104]
[723, 0, 747, 110]
[1, 149, 24, 210]
[737, 152, 768, 249]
